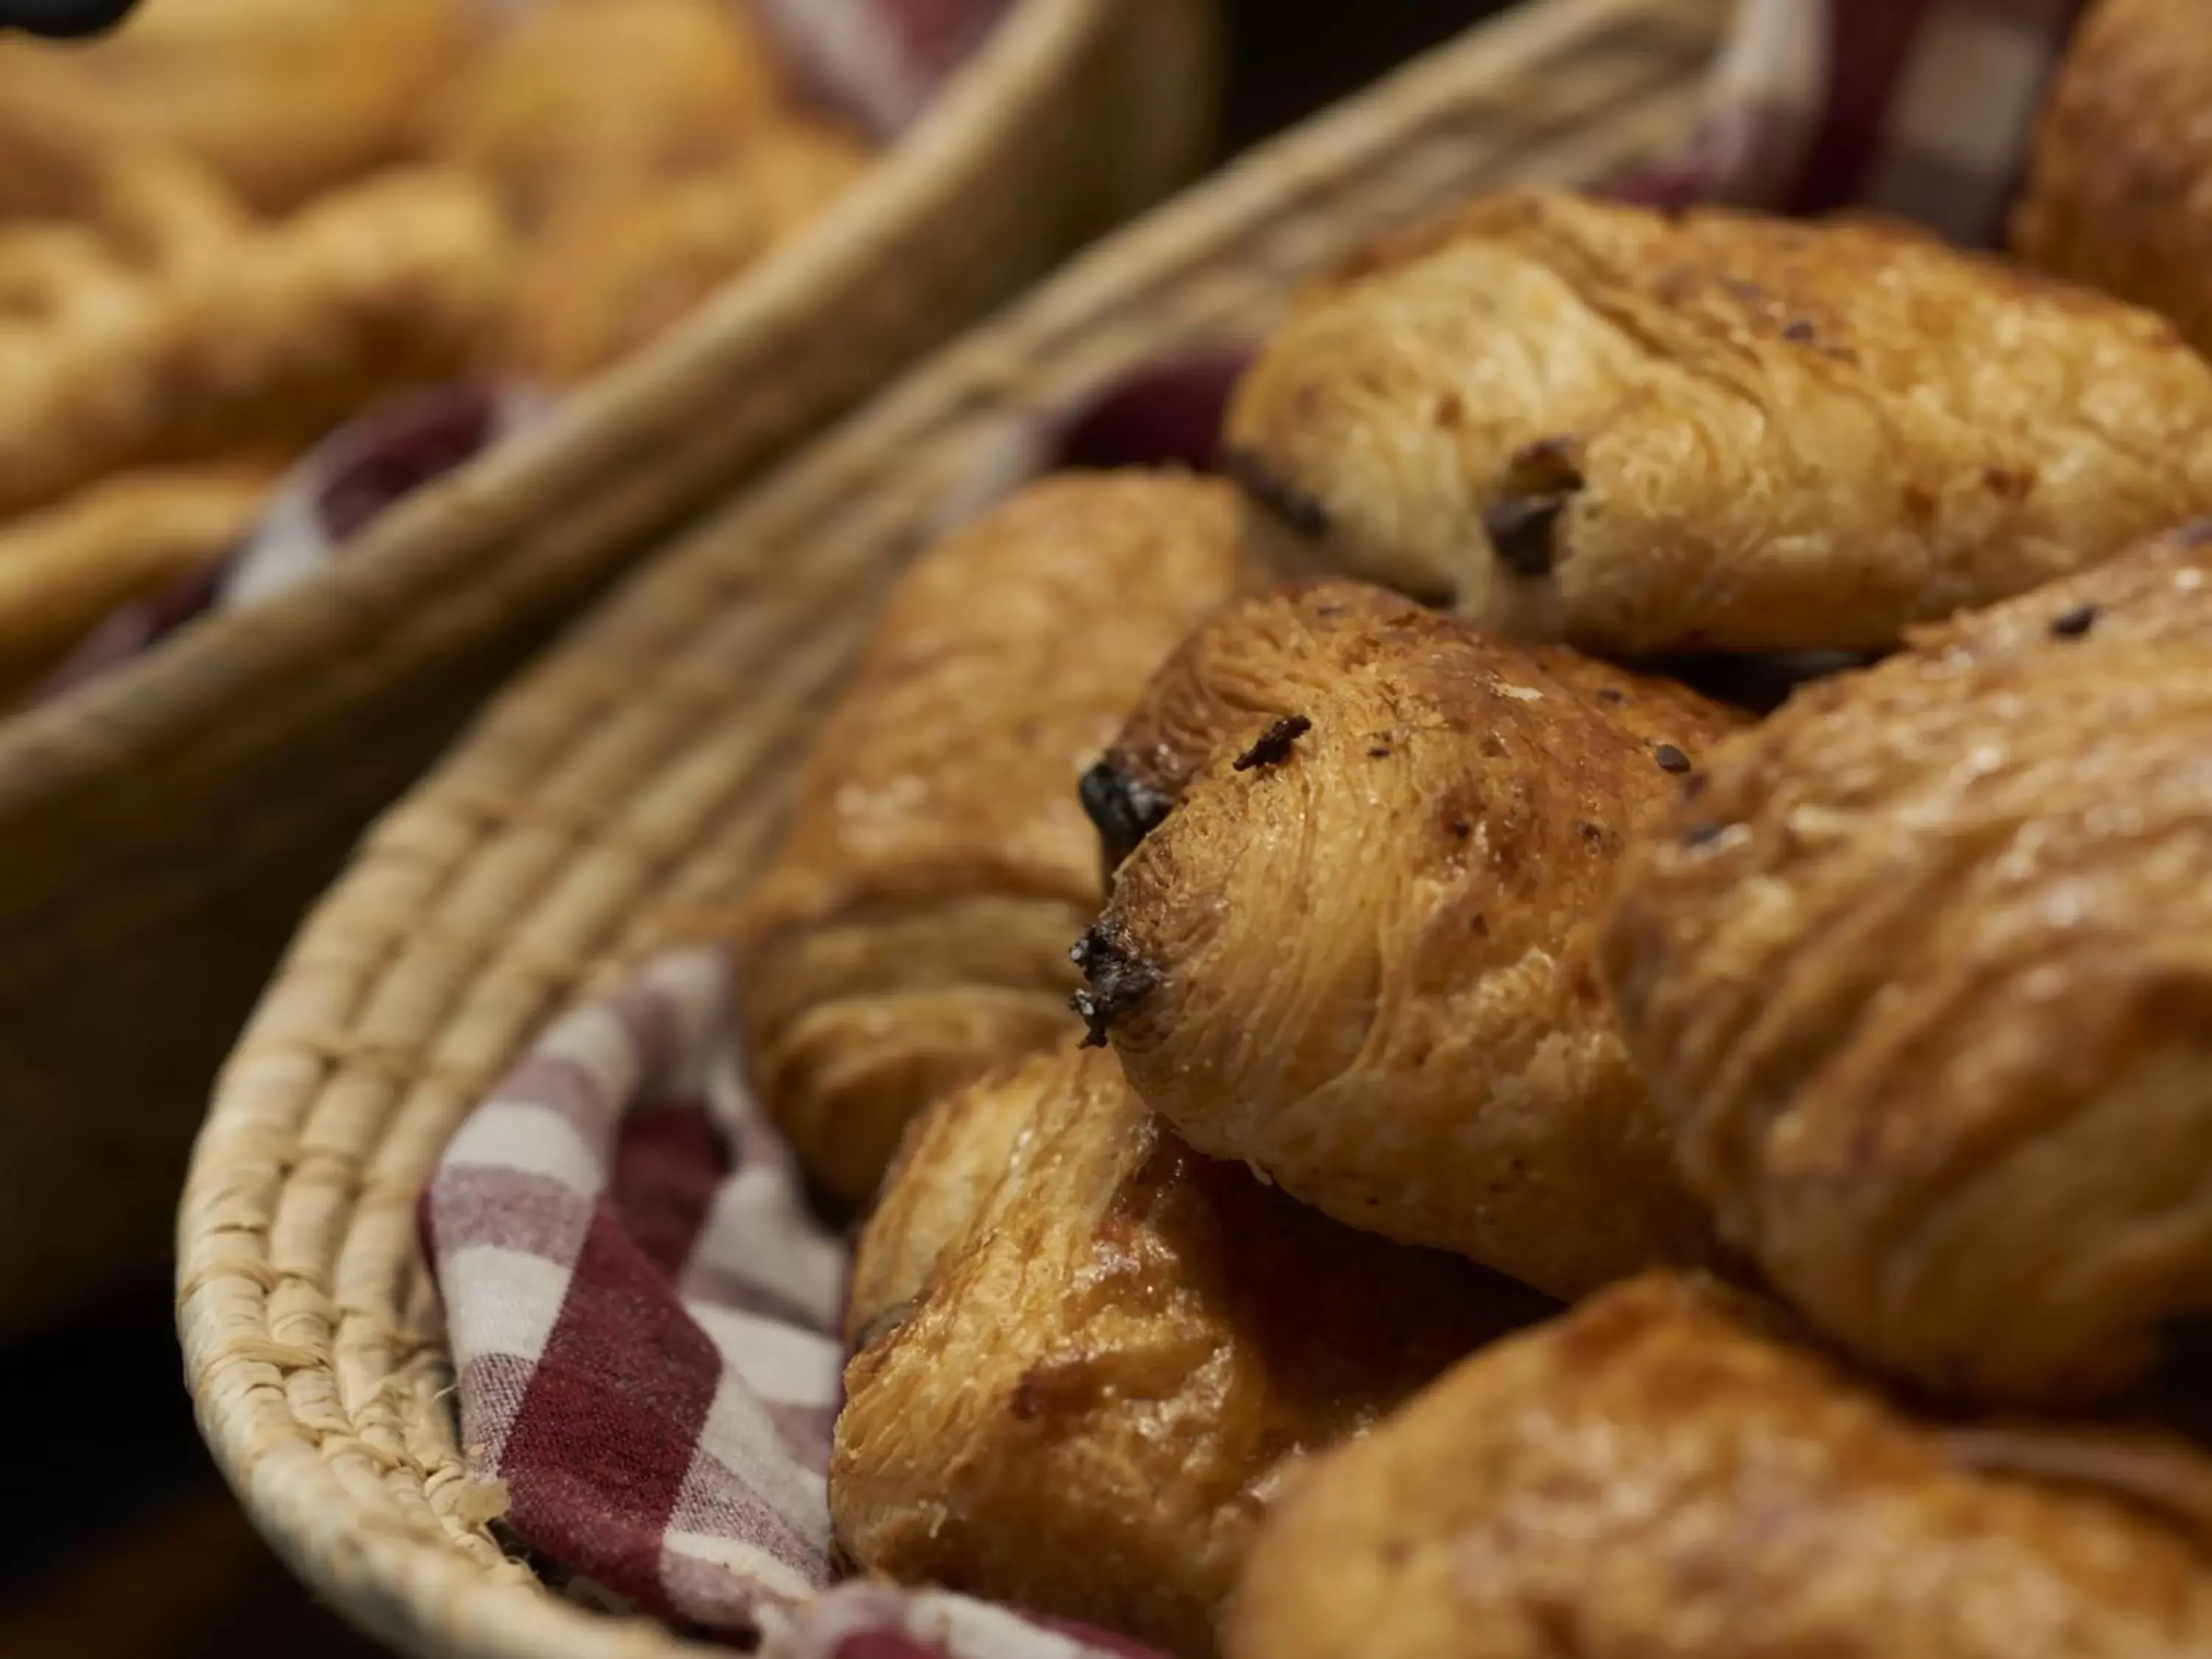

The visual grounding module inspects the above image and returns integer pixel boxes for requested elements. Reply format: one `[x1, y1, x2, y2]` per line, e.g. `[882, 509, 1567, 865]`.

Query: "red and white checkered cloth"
[425, 3, 2115, 1655]
[31, 0, 1013, 704]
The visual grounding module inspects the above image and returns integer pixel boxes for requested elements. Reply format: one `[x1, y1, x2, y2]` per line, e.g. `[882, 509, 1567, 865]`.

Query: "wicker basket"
[0, 0, 1220, 1335]
[179, 1, 1726, 1652]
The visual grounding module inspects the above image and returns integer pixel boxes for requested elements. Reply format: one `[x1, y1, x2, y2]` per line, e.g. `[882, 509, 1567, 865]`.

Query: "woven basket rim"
[177, 3, 1727, 1655]
[0, 0, 1113, 819]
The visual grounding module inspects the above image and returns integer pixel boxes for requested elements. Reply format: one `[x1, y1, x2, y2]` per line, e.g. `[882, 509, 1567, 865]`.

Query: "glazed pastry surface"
[1228, 1273, 2212, 1659]
[2014, 0, 2212, 356]
[1225, 187, 2212, 654]
[832, 1039, 1549, 1659]
[731, 473, 1255, 1205]
[1603, 525, 2212, 1405]
[1080, 580, 1741, 1297]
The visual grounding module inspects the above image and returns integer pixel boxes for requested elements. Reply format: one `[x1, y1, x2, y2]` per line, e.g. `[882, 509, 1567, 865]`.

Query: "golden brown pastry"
[1228, 1273, 2212, 1659]
[0, 462, 268, 699]
[1079, 580, 1739, 1298]
[504, 166, 768, 384]
[1224, 187, 2212, 655]
[728, 473, 1259, 1206]
[1601, 525, 2212, 1405]
[422, 0, 782, 237]
[832, 1039, 1551, 1659]
[0, 0, 481, 212]
[0, 167, 510, 520]
[2014, 0, 2212, 356]
[734, 114, 874, 247]
[841, 1045, 1039, 1350]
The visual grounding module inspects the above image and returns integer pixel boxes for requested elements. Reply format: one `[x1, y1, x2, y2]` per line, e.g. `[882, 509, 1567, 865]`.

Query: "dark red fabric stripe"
[610, 1105, 728, 1279]
[501, 1205, 724, 1615]
[1789, 0, 1935, 215]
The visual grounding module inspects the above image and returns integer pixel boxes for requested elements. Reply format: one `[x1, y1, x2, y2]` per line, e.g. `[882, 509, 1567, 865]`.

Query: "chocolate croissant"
[2014, 0, 2212, 357]
[831, 1038, 1549, 1659]
[1602, 524, 2212, 1405]
[1228, 1273, 2212, 1659]
[1077, 580, 1742, 1298]
[729, 473, 1256, 1206]
[1224, 187, 2212, 655]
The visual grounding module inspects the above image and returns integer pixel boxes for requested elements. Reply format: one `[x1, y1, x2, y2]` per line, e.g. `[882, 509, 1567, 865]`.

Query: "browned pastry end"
[1602, 525, 2212, 1406]
[2014, 0, 2212, 356]
[1227, 1273, 2212, 1659]
[831, 1039, 1552, 1659]
[1224, 187, 2212, 655]
[422, 0, 784, 237]
[1082, 580, 1743, 1298]
[841, 1046, 1040, 1350]
[729, 473, 1259, 1206]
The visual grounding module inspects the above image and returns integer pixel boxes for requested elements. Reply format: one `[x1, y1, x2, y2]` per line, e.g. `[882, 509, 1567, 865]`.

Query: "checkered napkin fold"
[424, 3, 2098, 1655]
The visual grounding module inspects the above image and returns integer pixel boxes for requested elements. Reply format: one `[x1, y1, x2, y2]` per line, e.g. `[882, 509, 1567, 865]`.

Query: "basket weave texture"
[179, 1, 1727, 1654]
[0, 0, 1220, 1335]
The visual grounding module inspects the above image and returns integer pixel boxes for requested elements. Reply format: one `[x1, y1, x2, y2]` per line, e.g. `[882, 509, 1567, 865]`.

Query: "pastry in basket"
[832, 1038, 1552, 1659]
[728, 473, 1259, 1206]
[1222, 187, 2212, 655]
[0, 167, 510, 520]
[0, 462, 270, 700]
[1601, 524, 2212, 1406]
[1227, 1273, 2212, 1659]
[0, 0, 481, 212]
[421, 0, 785, 237]
[1077, 580, 1740, 1298]
[2014, 0, 2212, 357]
[737, 115, 874, 247]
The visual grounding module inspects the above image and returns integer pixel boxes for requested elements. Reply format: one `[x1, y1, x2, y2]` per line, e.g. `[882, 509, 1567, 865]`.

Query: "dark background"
[0, 4, 1510, 1655]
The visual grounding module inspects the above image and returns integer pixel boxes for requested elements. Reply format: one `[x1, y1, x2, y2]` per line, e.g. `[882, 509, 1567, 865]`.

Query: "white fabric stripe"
[662, 1528, 821, 1607]
[528, 1001, 640, 1105]
[1871, 5, 2048, 175]
[686, 1373, 834, 1542]
[441, 1244, 574, 1371]
[902, 1590, 1093, 1659]
[681, 1166, 848, 1325]
[689, 1303, 843, 1407]
[441, 1102, 604, 1197]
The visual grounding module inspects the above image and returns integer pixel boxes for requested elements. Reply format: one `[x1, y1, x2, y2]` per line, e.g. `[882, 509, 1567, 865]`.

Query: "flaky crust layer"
[1602, 525, 2212, 1405]
[831, 1040, 1548, 1659]
[1081, 581, 1741, 1298]
[1228, 1273, 2212, 1659]
[1225, 188, 2212, 654]
[730, 474, 1256, 1205]
[2014, 0, 2212, 357]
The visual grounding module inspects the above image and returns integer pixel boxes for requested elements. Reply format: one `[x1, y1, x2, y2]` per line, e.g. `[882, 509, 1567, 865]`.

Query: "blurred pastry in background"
[0, 0, 481, 212]
[1225, 188, 2212, 655]
[0, 167, 510, 520]
[1604, 525, 2212, 1408]
[1082, 580, 1740, 1298]
[1228, 1273, 2212, 1659]
[422, 0, 785, 236]
[736, 114, 874, 247]
[2014, 0, 2212, 357]
[0, 462, 270, 700]
[832, 1038, 1552, 1659]
[729, 473, 1259, 1206]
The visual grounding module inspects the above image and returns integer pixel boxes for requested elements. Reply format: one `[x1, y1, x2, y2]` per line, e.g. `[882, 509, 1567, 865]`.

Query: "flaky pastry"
[832, 1039, 1550, 1659]
[1602, 525, 2212, 1405]
[1225, 188, 2212, 654]
[1228, 1273, 2212, 1659]
[0, 167, 510, 520]
[422, 0, 782, 237]
[1078, 581, 1740, 1298]
[2014, 0, 2212, 356]
[729, 474, 1258, 1206]
[0, 0, 481, 212]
